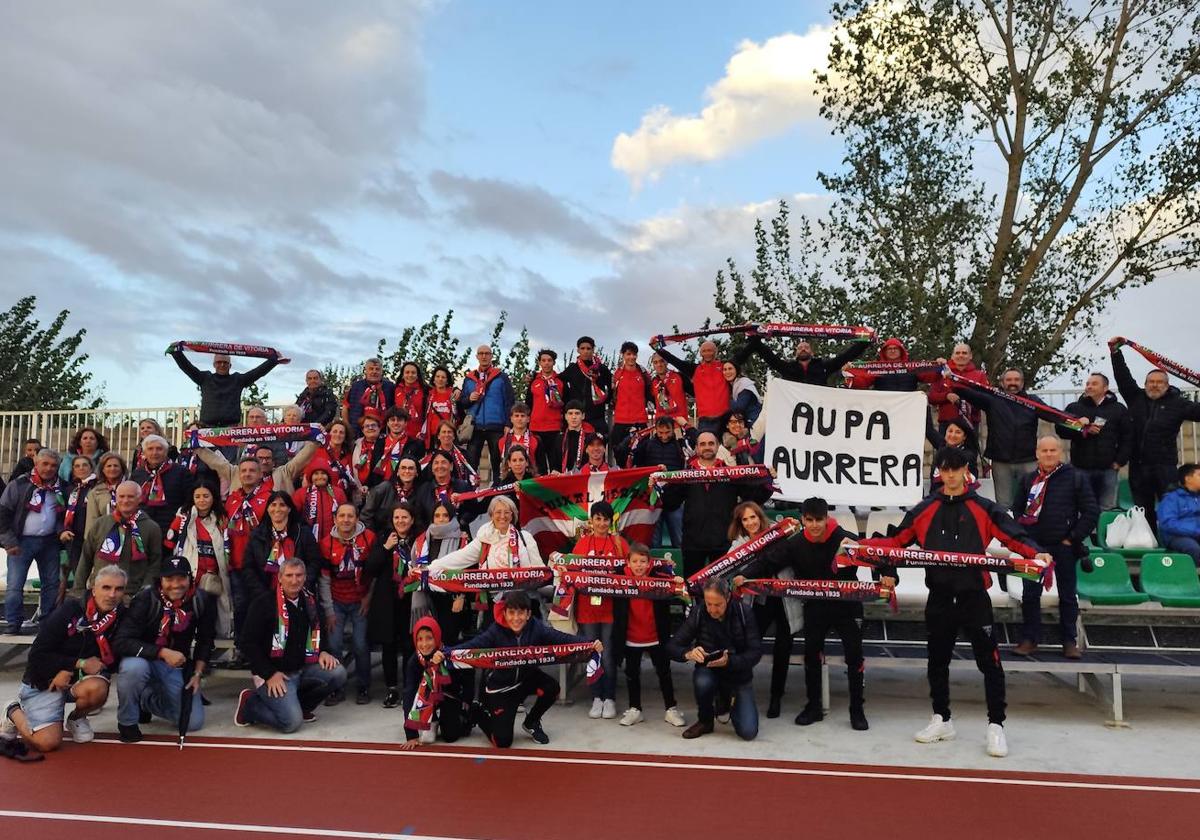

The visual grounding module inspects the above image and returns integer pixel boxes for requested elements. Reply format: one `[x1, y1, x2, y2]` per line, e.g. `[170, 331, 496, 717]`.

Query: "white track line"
[93, 738, 1200, 795]
[0, 810, 466, 839]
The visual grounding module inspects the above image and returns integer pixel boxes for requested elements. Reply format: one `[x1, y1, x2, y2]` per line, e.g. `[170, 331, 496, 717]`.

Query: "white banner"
[763, 378, 925, 506]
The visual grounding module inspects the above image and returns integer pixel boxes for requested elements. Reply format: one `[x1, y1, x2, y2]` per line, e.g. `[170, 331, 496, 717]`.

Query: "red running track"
[2, 735, 1200, 839]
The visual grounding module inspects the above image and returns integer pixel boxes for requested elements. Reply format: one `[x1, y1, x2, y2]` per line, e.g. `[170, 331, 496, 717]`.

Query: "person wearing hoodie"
[1109, 338, 1200, 531]
[959, 368, 1048, 508]
[292, 463, 346, 544]
[1157, 464, 1200, 566]
[845, 338, 941, 392]
[857, 447, 1051, 758]
[723, 360, 761, 426]
[296, 369, 339, 426]
[112, 556, 216, 743]
[1058, 372, 1132, 510]
[318, 504, 376, 705]
[400, 615, 475, 747]
[448, 590, 598, 747]
[928, 343, 990, 432]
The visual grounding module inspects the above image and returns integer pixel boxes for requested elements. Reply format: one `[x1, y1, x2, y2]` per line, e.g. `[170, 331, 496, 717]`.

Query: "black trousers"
[1130, 461, 1176, 533]
[610, 422, 647, 465]
[926, 587, 1005, 725]
[753, 599, 795, 699]
[532, 431, 560, 475]
[624, 644, 676, 710]
[802, 600, 864, 711]
[467, 427, 504, 478]
[478, 669, 559, 749]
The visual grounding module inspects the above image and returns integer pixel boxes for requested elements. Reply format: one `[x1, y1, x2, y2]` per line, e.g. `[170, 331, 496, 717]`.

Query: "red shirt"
[692, 360, 729, 418]
[394, 383, 426, 427]
[570, 533, 627, 624]
[500, 429, 538, 463]
[322, 530, 376, 604]
[224, 479, 274, 570]
[424, 387, 457, 446]
[528, 372, 566, 432]
[928, 363, 990, 424]
[612, 366, 650, 424]
[626, 598, 658, 645]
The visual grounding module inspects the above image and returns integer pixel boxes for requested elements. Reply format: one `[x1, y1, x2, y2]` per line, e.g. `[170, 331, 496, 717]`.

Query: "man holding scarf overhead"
[74, 481, 163, 603]
[113, 556, 216, 742]
[0, 448, 67, 636]
[745, 332, 867, 387]
[234, 556, 345, 733]
[1012, 438, 1098, 660]
[1110, 337, 1200, 531]
[169, 344, 281, 427]
[458, 344, 516, 477]
[652, 339, 753, 435]
[2, 565, 126, 754]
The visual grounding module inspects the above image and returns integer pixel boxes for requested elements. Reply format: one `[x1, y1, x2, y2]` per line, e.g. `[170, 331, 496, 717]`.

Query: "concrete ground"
[4, 657, 1198, 779]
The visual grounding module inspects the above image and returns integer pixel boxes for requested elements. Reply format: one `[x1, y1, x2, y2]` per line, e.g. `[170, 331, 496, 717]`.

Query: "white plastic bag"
[1105, 510, 1131, 548]
[1123, 506, 1158, 550]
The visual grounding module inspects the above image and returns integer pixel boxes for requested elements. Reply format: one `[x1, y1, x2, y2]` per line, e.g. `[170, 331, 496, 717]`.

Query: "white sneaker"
[986, 723, 1008, 757]
[66, 715, 94, 744]
[913, 714, 955, 743]
[664, 706, 686, 727]
[619, 707, 644, 727]
[601, 699, 617, 719]
[588, 697, 604, 719]
[418, 727, 437, 745]
[0, 701, 18, 739]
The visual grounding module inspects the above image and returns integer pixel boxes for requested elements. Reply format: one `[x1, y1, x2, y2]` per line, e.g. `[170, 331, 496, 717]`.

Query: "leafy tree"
[319, 363, 357, 402]
[377, 311, 472, 382]
[0, 296, 98, 410]
[242, 380, 269, 408]
[819, 0, 1200, 383]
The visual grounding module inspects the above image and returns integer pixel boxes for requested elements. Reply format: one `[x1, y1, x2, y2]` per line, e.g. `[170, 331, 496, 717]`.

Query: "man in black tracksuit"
[736, 496, 893, 728]
[1012, 438, 1098, 659]
[1110, 339, 1200, 531]
[860, 447, 1049, 758]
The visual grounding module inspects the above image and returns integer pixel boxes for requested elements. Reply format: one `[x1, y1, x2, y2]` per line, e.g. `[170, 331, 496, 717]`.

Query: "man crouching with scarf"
[113, 556, 217, 743]
[234, 556, 345, 732]
[1, 565, 126, 759]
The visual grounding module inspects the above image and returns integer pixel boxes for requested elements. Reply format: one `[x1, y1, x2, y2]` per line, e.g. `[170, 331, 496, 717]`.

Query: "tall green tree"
[0, 296, 98, 410]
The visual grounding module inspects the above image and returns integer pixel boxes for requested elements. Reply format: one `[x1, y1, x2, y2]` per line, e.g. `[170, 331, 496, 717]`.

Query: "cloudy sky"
[0, 1, 1191, 407]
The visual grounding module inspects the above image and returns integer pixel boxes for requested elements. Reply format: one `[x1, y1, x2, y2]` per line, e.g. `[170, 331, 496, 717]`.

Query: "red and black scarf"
[156, 586, 194, 647]
[65, 474, 96, 531]
[652, 372, 681, 415]
[397, 383, 424, 419]
[466, 366, 501, 400]
[561, 429, 586, 473]
[327, 531, 368, 581]
[376, 433, 411, 482]
[76, 597, 119, 667]
[228, 481, 268, 536]
[538, 372, 563, 408]
[576, 358, 607, 404]
[140, 460, 173, 507]
[1019, 464, 1063, 524]
[1122, 339, 1200, 387]
[264, 528, 294, 577]
[303, 485, 339, 540]
[271, 586, 319, 663]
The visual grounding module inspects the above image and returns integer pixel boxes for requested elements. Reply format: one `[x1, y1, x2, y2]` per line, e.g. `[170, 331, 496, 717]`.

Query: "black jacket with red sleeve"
[859, 489, 1042, 593]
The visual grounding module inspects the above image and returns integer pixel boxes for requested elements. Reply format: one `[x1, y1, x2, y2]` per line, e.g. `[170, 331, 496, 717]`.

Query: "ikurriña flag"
[517, 467, 662, 556]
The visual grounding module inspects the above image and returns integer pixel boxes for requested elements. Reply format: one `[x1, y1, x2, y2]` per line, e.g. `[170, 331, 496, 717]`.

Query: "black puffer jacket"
[296, 385, 340, 425]
[170, 349, 280, 426]
[113, 585, 218, 665]
[1112, 348, 1200, 466]
[666, 599, 761, 685]
[1058, 392, 1133, 470]
[971, 388, 1045, 463]
[680, 476, 771, 551]
[1012, 464, 1099, 557]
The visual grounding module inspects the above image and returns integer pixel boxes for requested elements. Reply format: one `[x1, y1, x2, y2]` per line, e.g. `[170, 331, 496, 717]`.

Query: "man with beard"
[745, 333, 868, 387]
[1058, 372, 1132, 510]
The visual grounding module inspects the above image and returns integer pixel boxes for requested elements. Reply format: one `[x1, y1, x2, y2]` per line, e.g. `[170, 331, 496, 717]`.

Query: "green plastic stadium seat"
[649, 548, 679, 569]
[1138, 553, 1200, 608]
[1076, 552, 1150, 605]
[767, 508, 801, 523]
[1094, 510, 1157, 559]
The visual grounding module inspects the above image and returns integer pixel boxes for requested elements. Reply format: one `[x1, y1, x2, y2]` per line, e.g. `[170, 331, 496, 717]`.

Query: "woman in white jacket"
[429, 496, 545, 573]
[163, 484, 233, 638]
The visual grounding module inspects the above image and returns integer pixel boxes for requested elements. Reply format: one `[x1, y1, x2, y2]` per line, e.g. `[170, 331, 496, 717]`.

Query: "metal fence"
[1, 390, 1197, 477]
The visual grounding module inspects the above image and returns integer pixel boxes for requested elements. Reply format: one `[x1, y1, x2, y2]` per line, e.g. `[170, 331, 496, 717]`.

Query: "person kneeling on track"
[2, 564, 127, 757]
[234, 557, 346, 733]
[667, 577, 762, 741]
[400, 616, 475, 748]
[113, 556, 216, 743]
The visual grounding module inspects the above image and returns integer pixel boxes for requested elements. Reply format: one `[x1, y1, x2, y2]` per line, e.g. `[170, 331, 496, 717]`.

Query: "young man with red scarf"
[499, 402, 539, 467]
[131, 434, 195, 550]
[292, 464, 346, 543]
[318, 504, 376, 705]
[74, 480, 163, 603]
[610, 342, 653, 464]
[401, 615, 475, 747]
[113, 556, 216, 742]
[651, 339, 754, 434]
[2, 565, 126, 754]
[1011, 437, 1098, 659]
[557, 401, 593, 474]
[342, 357, 395, 435]
[234, 557, 346, 733]
[374, 408, 426, 484]
[526, 349, 565, 475]
[0, 448, 67, 635]
[458, 344, 516, 479]
[561, 336, 613, 434]
[856, 446, 1051, 758]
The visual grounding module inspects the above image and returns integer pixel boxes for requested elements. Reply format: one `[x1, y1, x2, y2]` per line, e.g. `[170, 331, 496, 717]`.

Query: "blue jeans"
[116, 657, 204, 730]
[244, 664, 347, 733]
[1021, 546, 1079, 644]
[578, 621, 615, 700]
[1079, 468, 1119, 511]
[693, 667, 758, 741]
[330, 601, 370, 687]
[1164, 536, 1200, 567]
[6, 535, 61, 629]
[654, 507, 683, 549]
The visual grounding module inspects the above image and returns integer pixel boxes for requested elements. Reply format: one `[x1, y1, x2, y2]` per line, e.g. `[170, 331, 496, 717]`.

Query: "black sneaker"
[382, 689, 401, 708]
[850, 708, 869, 731]
[324, 688, 345, 707]
[118, 723, 143, 743]
[356, 688, 370, 705]
[766, 696, 782, 719]
[522, 718, 550, 745]
[794, 705, 824, 726]
[302, 709, 318, 723]
[138, 709, 152, 725]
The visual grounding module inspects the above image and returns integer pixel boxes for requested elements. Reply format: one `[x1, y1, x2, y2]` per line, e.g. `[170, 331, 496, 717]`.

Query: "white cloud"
[611, 27, 833, 187]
